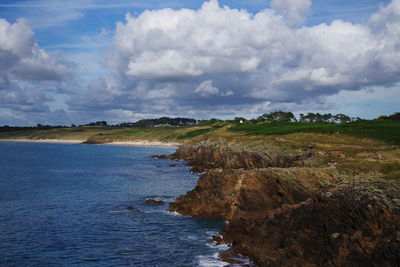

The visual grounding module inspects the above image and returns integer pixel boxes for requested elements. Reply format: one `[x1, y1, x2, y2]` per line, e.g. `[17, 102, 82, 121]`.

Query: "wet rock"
[190, 165, 205, 173]
[125, 206, 140, 213]
[151, 154, 172, 159]
[81, 140, 106, 144]
[210, 235, 224, 245]
[145, 199, 165, 205]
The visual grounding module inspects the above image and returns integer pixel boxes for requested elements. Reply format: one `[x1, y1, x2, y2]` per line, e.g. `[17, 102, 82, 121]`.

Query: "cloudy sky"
[0, 0, 399, 125]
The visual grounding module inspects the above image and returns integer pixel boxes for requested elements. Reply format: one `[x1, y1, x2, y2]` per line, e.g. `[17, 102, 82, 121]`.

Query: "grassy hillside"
[1, 120, 399, 145]
[229, 120, 400, 145]
[0, 125, 216, 143]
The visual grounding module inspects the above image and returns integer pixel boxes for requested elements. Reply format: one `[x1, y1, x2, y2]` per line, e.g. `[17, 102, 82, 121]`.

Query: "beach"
[0, 138, 181, 147]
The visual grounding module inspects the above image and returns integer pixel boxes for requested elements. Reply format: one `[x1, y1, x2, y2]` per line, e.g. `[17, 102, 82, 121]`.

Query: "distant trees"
[250, 111, 365, 124]
[130, 117, 197, 127]
[298, 112, 353, 123]
[81, 121, 108, 127]
[377, 112, 400, 121]
[257, 111, 296, 122]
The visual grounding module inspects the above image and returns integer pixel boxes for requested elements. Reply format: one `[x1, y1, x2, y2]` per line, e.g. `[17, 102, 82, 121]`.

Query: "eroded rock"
[145, 199, 165, 205]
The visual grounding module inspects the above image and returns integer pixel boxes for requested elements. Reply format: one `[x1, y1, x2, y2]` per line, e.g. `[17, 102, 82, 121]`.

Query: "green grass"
[176, 128, 214, 139]
[229, 120, 400, 145]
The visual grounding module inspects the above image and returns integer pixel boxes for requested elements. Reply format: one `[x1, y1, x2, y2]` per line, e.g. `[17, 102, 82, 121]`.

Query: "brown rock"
[145, 199, 165, 205]
[125, 206, 140, 213]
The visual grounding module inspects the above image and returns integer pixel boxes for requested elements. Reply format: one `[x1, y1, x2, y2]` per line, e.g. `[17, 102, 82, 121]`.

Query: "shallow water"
[0, 142, 238, 266]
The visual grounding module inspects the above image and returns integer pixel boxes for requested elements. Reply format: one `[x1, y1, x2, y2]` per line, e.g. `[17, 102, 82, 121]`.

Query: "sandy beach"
[102, 141, 181, 147]
[0, 139, 181, 147]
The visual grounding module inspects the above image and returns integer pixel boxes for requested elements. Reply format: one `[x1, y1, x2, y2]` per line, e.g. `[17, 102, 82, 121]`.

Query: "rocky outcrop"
[169, 168, 314, 219]
[167, 143, 400, 266]
[222, 181, 400, 266]
[145, 199, 165, 205]
[167, 143, 317, 173]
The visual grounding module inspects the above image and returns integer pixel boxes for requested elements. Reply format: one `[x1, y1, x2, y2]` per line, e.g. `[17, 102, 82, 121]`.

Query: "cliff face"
[169, 168, 312, 219]
[222, 182, 400, 266]
[169, 143, 316, 173]
[167, 144, 400, 266]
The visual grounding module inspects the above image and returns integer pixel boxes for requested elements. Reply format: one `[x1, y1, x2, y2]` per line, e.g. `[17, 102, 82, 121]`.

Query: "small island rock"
[145, 199, 165, 205]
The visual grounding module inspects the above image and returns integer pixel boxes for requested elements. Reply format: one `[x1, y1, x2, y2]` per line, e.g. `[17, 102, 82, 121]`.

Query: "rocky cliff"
[164, 142, 318, 173]
[167, 143, 400, 266]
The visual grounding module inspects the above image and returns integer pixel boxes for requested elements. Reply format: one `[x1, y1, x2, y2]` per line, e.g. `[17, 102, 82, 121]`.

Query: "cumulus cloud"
[195, 80, 219, 96]
[0, 18, 72, 82]
[70, 0, 400, 119]
[0, 18, 72, 120]
[271, 0, 312, 27]
[0, 84, 51, 113]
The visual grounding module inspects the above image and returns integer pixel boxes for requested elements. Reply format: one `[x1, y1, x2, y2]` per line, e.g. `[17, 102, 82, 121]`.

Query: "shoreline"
[98, 141, 181, 148]
[0, 138, 83, 144]
[0, 138, 181, 147]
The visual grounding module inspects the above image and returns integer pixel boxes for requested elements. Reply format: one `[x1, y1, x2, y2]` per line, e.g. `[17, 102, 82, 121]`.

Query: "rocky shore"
[159, 142, 400, 266]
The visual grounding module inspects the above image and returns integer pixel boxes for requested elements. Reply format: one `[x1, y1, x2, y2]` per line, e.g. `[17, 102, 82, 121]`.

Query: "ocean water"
[0, 142, 240, 266]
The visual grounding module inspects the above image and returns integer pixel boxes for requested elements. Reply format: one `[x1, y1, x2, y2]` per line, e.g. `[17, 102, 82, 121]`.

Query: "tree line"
[232, 111, 363, 124]
[0, 112, 399, 130]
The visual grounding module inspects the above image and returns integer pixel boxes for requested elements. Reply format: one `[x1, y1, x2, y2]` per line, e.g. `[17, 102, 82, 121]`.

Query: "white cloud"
[0, 18, 72, 115]
[70, 0, 400, 119]
[271, 0, 312, 27]
[195, 80, 219, 96]
[109, 2, 284, 80]
[0, 18, 72, 82]
[0, 84, 51, 113]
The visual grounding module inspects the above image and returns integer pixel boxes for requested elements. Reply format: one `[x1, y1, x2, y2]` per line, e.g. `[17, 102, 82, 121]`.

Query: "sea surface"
[0, 142, 241, 266]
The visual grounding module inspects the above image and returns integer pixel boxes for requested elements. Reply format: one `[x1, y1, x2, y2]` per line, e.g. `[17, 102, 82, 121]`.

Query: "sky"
[0, 0, 399, 126]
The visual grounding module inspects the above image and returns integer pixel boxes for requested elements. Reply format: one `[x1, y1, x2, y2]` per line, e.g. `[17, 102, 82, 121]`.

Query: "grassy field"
[229, 120, 400, 145]
[1, 120, 399, 145]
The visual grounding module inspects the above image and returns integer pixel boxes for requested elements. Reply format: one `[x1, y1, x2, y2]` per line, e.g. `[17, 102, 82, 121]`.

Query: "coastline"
[166, 143, 400, 266]
[100, 141, 181, 148]
[0, 138, 83, 144]
[0, 138, 181, 147]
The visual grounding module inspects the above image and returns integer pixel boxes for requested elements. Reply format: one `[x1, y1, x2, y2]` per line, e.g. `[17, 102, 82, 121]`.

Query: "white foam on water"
[205, 230, 218, 236]
[206, 242, 230, 251]
[196, 253, 227, 267]
[163, 210, 184, 216]
[109, 210, 129, 213]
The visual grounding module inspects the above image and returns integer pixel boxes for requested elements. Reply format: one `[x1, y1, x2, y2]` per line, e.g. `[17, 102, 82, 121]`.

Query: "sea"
[0, 142, 249, 266]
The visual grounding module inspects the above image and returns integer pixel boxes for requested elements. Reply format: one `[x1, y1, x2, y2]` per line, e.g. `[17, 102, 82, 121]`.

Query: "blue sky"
[0, 0, 398, 125]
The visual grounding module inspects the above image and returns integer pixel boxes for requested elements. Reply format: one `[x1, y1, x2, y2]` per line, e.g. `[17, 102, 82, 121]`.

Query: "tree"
[258, 111, 296, 122]
[322, 113, 333, 123]
[333, 113, 351, 124]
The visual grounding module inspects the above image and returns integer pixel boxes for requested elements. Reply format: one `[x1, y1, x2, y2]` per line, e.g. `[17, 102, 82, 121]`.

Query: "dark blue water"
[0, 142, 231, 266]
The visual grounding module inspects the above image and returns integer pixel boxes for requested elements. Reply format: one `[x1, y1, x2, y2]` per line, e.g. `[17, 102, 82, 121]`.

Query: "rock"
[168, 143, 317, 172]
[145, 199, 165, 205]
[190, 165, 205, 173]
[151, 154, 172, 159]
[210, 235, 224, 245]
[331, 233, 340, 239]
[81, 140, 106, 144]
[169, 162, 400, 266]
[168, 144, 400, 266]
[125, 206, 140, 213]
